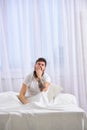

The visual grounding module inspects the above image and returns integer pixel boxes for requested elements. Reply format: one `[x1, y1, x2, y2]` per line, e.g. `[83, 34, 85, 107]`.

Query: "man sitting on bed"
[18, 57, 51, 104]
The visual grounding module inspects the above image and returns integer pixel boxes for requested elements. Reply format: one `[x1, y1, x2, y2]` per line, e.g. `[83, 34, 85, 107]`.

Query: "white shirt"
[23, 72, 51, 97]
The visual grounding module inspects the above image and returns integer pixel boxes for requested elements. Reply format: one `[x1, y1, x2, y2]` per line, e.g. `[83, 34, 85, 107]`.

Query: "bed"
[0, 91, 87, 130]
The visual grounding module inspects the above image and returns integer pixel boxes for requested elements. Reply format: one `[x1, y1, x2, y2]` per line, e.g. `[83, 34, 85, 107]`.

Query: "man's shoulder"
[43, 72, 50, 77]
[43, 72, 51, 81]
[25, 72, 33, 79]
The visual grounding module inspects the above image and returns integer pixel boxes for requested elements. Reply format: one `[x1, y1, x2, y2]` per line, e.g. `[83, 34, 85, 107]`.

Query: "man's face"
[34, 61, 46, 73]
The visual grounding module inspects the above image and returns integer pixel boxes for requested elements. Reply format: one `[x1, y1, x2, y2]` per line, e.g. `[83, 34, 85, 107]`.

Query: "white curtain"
[0, 0, 87, 113]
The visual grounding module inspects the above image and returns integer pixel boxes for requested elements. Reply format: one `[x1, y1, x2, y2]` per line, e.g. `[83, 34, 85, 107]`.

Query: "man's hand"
[36, 66, 43, 79]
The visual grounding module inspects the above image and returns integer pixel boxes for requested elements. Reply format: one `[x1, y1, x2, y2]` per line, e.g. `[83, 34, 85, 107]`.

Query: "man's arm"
[18, 83, 29, 104]
[38, 79, 50, 92]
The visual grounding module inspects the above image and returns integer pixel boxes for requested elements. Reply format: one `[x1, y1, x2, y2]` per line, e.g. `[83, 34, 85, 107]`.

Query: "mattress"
[0, 91, 87, 130]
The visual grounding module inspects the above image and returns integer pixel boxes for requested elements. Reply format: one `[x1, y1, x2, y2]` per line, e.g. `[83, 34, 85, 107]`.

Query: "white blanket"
[0, 91, 80, 112]
[0, 91, 87, 130]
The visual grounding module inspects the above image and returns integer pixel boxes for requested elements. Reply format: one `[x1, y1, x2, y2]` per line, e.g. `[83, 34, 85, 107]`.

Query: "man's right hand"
[36, 66, 43, 79]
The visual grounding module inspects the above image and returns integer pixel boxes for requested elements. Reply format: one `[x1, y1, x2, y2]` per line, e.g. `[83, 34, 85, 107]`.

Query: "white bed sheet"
[0, 91, 87, 130]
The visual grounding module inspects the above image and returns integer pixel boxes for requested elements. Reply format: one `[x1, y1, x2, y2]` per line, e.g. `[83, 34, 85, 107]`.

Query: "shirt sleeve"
[42, 73, 51, 83]
[23, 74, 32, 87]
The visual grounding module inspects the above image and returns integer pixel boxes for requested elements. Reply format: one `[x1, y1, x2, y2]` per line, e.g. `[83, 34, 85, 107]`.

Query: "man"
[18, 57, 51, 104]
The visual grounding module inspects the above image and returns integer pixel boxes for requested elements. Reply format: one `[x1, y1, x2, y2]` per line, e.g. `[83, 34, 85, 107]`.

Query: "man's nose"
[39, 64, 42, 68]
[39, 64, 42, 67]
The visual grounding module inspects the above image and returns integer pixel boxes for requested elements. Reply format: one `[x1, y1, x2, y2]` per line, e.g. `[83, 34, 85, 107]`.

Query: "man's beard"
[33, 70, 44, 78]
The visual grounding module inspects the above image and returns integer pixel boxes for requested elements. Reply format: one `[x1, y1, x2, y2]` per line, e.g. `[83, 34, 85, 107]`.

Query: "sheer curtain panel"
[0, 0, 87, 113]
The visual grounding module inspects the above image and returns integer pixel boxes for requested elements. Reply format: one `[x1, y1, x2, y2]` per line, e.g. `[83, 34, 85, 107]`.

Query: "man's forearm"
[38, 79, 45, 91]
[18, 95, 29, 104]
[38, 79, 50, 92]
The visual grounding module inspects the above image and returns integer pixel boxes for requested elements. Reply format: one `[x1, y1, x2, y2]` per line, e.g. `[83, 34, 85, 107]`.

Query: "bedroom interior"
[0, 0, 87, 130]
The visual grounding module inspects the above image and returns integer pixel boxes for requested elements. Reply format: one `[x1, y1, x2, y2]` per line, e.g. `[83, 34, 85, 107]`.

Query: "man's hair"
[35, 57, 47, 66]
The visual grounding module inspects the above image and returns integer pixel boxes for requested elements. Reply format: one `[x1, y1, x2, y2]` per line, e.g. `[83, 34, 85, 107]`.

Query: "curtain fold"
[0, 0, 87, 113]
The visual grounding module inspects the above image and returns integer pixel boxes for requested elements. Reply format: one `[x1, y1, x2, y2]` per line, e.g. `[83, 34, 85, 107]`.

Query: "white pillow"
[54, 93, 78, 105]
[47, 84, 63, 102]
